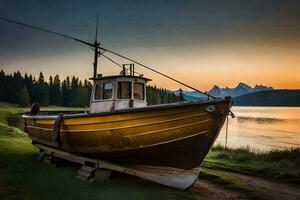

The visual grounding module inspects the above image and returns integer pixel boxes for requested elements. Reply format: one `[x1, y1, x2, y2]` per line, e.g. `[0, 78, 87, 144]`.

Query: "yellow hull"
[23, 100, 230, 169]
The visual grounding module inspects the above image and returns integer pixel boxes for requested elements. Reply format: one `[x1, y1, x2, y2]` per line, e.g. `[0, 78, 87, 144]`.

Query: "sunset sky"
[0, 0, 299, 91]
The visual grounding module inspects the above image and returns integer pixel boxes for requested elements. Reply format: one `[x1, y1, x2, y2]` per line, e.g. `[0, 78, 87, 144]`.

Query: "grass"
[0, 101, 299, 199]
[203, 145, 300, 184]
[0, 102, 28, 124]
[0, 102, 200, 200]
[0, 101, 87, 124]
[0, 131, 201, 200]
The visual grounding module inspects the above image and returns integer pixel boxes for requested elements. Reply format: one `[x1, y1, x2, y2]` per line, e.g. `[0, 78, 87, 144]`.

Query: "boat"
[1, 17, 232, 189]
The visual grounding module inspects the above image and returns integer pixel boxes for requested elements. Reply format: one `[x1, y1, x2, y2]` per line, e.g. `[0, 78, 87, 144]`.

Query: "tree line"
[0, 70, 92, 107]
[0, 70, 183, 107]
[146, 86, 184, 105]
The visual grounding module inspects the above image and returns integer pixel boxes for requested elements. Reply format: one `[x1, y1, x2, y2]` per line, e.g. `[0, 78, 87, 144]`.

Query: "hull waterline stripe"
[26, 113, 210, 133]
[66, 110, 207, 126]
[24, 109, 206, 126]
[124, 120, 211, 137]
[139, 130, 209, 148]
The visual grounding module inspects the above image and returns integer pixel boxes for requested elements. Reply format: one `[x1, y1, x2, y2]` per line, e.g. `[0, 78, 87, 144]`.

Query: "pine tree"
[61, 77, 71, 106]
[70, 76, 79, 106]
[0, 70, 7, 101]
[49, 76, 54, 105]
[36, 72, 49, 106]
[18, 86, 30, 107]
[53, 75, 61, 105]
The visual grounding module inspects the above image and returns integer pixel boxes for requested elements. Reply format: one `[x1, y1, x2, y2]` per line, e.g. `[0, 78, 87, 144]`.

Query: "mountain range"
[208, 83, 273, 98]
[174, 83, 273, 101]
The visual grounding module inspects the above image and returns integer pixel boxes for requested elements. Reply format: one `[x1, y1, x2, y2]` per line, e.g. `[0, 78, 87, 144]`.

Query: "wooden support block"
[37, 150, 46, 161]
[77, 165, 96, 181]
[94, 169, 111, 181]
[41, 154, 60, 168]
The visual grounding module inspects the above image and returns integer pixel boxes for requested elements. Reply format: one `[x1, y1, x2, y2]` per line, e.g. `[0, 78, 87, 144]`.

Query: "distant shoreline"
[233, 89, 300, 107]
[232, 105, 300, 107]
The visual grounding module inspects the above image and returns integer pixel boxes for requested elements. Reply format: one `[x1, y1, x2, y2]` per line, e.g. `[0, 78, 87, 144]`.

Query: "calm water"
[216, 106, 300, 151]
[8, 107, 300, 151]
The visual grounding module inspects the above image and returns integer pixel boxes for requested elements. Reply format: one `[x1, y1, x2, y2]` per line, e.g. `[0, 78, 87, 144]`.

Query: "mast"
[93, 17, 99, 78]
[93, 41, 100, 78]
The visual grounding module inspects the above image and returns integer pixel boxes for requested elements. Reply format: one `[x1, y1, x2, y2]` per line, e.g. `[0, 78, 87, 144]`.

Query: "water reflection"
[237, 116, 283, 124]
[6, 107, 300, 152]
[216, 106, 300, 151]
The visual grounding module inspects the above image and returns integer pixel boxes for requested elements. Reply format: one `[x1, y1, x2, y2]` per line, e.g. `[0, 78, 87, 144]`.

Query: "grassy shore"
[0, 102, 299, 199]
[203, 145, 300, 184]
[0, 129, 201, 200]
[0, 102, 199, 200]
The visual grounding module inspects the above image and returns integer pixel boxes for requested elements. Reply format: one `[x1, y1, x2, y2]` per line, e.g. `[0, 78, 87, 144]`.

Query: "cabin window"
[118, 82, 132, 99]
[134, 83, 144, 100]
[102, 82, 113, 99]
[94, 84, 102, 100]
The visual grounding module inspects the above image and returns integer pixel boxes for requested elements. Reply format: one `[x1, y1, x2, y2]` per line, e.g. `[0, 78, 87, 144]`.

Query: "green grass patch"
[0, 101, 87, 123]
[203, 145, 300, 184]
[0, 102, 201, 200]
[0, 132, 201, 200]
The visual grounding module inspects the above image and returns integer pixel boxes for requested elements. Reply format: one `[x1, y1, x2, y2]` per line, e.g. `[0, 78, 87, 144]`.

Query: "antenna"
[95, 16, 99, 42]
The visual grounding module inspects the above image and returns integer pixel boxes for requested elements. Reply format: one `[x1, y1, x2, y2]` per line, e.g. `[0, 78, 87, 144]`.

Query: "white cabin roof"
[90, 75, 151, 82]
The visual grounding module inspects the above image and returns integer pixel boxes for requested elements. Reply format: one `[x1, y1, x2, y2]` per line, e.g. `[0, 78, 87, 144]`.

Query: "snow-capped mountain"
[174, 83, 273, 101]
[174, 90, 208, 101]
[208, 83, 273, 98]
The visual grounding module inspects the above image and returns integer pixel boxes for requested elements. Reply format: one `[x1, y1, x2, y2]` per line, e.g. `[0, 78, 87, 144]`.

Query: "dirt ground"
[190, 169, 300, 200]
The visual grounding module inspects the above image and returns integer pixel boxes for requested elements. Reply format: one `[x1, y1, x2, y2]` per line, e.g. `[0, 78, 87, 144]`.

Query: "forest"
[233, 89, 300, 106]
[0, 70, 183, 107]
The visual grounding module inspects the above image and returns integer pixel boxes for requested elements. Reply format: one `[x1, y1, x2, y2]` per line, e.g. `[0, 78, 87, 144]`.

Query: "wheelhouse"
[89, 75, 151, 113]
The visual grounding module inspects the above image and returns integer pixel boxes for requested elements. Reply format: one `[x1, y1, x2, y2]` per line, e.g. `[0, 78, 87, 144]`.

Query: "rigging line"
[98, 47, 217, 99]
[0, 17, 216, 99]
[100, 53, 142, 75]
[0, 17, 94, 47]
[225, 115, 229, 149]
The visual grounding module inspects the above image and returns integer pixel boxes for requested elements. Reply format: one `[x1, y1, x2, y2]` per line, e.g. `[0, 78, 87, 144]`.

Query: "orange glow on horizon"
[2, 41, 300, 91]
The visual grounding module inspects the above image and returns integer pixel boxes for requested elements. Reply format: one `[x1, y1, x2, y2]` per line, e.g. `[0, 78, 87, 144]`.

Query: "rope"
[225, 115, 229, 149]
[0, 17, 93, 47]
[98, 46, 218, 100]
[0, 17, 217, 99]
[100, 53, 143, 76]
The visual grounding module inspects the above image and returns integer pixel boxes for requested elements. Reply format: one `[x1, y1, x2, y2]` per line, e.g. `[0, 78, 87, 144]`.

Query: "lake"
[216, 106, 300, 151]
[7, 106, 300, 152]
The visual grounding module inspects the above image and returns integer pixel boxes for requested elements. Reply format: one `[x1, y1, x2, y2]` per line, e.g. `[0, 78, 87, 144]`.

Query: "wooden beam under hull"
[36, 144, 199, 190]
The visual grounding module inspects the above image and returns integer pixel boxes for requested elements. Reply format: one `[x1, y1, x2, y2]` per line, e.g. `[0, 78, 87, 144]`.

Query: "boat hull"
[23, 100, 230, 170]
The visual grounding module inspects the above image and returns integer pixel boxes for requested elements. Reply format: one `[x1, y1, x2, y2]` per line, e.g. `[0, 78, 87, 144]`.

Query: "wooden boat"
[24, 98, 230, 170]
[0, 17, 232, 189]
[22, 76, 231, 189]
